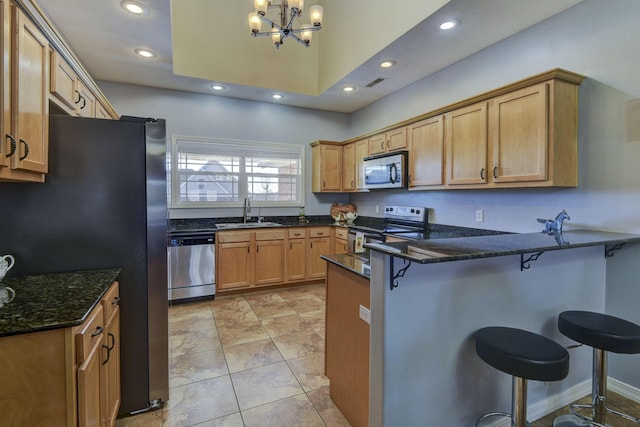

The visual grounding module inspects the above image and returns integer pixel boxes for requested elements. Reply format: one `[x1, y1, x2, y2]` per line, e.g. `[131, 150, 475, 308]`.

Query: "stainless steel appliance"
[348, 205, 430, 253]
[0, 115, 169, 415]
[169, 231, 216, 301]
[363, 151, 408, 189]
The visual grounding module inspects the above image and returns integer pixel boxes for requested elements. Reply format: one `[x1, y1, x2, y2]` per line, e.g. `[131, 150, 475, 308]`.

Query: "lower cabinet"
[307, 227, 331, 280]
[333, 228, 348, 255]
[286, 228, 307, 282]
[0, 281, 120, 427]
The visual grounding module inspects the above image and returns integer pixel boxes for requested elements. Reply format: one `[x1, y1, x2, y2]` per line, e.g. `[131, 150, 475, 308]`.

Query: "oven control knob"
[410, 208, 415, 213]
[416, 209, 421, 214]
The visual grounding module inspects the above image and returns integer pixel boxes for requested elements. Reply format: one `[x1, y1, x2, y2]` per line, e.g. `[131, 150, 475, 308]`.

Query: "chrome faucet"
[243, 197, 251, 223]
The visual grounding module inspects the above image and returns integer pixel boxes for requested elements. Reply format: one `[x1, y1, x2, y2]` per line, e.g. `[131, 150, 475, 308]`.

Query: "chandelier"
[248, 0, 324, 49]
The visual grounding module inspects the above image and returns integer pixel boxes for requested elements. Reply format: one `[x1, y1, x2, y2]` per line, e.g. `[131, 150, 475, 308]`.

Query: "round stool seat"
[475, 326, 569, 381]
[558, 310, 640, 354]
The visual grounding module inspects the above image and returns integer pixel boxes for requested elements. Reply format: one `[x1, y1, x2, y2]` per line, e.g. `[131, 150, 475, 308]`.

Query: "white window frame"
[169, 135, 305, 209]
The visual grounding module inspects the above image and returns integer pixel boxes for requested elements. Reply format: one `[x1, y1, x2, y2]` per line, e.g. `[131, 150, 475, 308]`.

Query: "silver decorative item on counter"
[0, 254, 15, 282]
[538, 210, 570, 235]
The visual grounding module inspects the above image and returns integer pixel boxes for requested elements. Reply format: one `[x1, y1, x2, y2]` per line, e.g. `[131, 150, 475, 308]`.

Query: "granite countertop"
[364, 230, 640, 264]
[322, 253, 371, 279]
[0, 268, 121, 337]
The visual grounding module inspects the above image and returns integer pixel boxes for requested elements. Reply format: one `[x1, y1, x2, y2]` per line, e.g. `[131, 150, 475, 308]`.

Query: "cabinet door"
[491, 82, 548, 183]
[320, 144, 342, 191]
[445, 102, 488, 185]
[101, 283, 120, 427]
[95, 101, 111, 120]
[386, 127, 407, 152]
[255, 240, 285, 286]
[307, 237, 330, 280]
[368, 133, 385, 155]
[334, 238, 348, 255]
[76, 80, 96, 118]
[355, 139, 368, 190]
[1, 0, 9, 171]
[342, 142, 355, 191]
[50, 50, 78, 112]
[11, 6, 49, 174]
[408, 116, 444, 187]
[217, 242, 253, 290]
[78, 343, 102, 427]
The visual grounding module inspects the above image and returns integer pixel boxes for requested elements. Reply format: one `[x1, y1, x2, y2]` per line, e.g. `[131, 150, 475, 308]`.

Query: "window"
[170, 135, 305, 208]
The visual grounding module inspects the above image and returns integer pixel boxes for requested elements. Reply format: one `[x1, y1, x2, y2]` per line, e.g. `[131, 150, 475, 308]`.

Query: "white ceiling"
[36, 0, 583, 113]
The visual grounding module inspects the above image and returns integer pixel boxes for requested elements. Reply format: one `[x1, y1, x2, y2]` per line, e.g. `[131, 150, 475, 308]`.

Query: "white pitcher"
[344, 212, 358, 224]
[0, 254, 15, 282]
[0, 285, 15, 308]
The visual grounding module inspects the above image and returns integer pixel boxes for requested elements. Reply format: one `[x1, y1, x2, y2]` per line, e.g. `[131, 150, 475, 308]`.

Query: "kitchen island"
[323, 230, 640, 426]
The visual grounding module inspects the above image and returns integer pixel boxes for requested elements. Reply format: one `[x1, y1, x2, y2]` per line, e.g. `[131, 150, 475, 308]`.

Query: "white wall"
[97, 82, 350, 219]
[349, 0, 640, 235]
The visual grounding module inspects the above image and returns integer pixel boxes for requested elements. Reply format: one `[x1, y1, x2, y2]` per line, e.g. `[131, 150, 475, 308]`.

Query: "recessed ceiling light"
[342, 85, 356, 93]
[380, 60, 397, 68]
[135, 48, 156, 58]
[271, 94, 283, 99]
[439, 19, 460, 30]
[120, 0, 149, 15]
[210, 84, 225, 91]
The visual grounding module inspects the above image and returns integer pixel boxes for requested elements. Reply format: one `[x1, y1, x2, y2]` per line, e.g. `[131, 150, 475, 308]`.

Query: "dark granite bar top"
[321, 253, 371, 279]
[0, 268, 121, 337]
[364, 230, 640, 264]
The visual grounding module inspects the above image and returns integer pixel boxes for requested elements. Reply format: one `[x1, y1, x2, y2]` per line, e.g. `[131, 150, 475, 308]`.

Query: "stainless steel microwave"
[363, 151, 407, 189]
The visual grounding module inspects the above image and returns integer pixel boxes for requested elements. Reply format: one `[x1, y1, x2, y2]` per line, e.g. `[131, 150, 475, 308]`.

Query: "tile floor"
[115, 283, 351, 427]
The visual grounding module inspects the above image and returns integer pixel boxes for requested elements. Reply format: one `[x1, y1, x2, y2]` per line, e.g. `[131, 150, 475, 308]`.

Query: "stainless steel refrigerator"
[0, 115, 169, 415]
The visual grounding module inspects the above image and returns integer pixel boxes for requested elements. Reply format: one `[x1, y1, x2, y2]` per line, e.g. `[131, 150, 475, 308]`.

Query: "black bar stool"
[558, 310, 640, 426]
[475, 326, 570, 427]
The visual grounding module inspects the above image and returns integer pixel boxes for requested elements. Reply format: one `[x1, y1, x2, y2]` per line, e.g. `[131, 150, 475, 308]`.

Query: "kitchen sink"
[215, 222, 282, 229]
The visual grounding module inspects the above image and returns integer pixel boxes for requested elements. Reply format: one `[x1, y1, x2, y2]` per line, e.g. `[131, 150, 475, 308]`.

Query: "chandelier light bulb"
[309, 5, 323, 26]
[254, 0, 268, 15]
[289, 0, 303, 12]
[248, 12, 262, 33]
[301, 24, 313, 43]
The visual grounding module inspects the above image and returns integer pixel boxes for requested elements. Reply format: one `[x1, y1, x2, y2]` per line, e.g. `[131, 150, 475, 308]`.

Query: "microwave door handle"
[389, 163, 397, 184]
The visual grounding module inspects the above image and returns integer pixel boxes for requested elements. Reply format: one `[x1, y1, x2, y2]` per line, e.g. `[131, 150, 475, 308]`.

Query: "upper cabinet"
[0, 2, 49, 183]
[355, 138, 369, 190]
[368, 127, 407, 155]
[341, 142, 356, 191]
[445, 102, 489, 186]
[408, 116, 444, 188]
[50, 49, 78, 114]
[311, 140, 342, 192]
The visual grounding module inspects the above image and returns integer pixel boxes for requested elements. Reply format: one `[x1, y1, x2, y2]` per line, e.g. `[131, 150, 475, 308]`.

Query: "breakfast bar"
[323, 230, 640, 427]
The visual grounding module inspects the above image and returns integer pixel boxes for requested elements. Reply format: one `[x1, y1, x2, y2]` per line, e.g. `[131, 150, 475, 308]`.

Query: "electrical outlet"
[476, 209, 484, 222]
[375, 205, 380, 214]
[359, 305, 371, 324]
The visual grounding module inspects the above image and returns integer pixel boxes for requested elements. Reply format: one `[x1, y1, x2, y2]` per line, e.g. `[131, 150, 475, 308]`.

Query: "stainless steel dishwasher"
[168, 231, 216, 301]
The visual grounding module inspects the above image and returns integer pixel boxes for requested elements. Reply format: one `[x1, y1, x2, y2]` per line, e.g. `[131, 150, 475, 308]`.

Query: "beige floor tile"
[272, 330, 325, 360]
[223, 337, 284, 373]
[241, 394, 326, 427]
[169, 328, 221, 358]
[115, 410, 163, 427]
[299, 309, 325, 330]
[230, 361, 304, 410]
[277, 286, 318, 302]
[286, 352, 329, 392]
[211, 295, 251, 313]
[162, 375, 239, 427]
[283, 294, 325, 314]
[307, 386, 352, 427]
[246, 293, 297, 320]
[217, 320, 270, 347]
[193, 412, 244, 427]
[169, 346, 229, 387]
[170, 317, 218, 338]
[170, 301, 214, 323]
[213, 307, 261, 329]
[261, 313, 315, 338]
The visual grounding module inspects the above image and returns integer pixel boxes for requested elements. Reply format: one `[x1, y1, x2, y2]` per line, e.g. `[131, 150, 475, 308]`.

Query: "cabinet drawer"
[101, 281, 120, 322]
[217, 231, 251, 243]
[288, 228, 307, 239]
[334, 228, 348, 239]
[76, 304, 105, 364]
[255, 229, 285, 241]
[309, 227, 331, 238]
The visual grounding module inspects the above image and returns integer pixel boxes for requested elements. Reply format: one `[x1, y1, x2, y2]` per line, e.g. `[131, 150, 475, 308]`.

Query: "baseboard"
[481, 378, 640, 427]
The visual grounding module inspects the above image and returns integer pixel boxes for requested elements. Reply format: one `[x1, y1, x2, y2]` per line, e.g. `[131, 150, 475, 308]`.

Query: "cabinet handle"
[247, 247, 250, 254]
[19, 139, 29, 161]
[74, 89, 81, 104]
[480, 168, 485, 180]
[102, 344, 110, 365]
[386, 140, 390, 149]
[91, 325, 104, 337]
[5, 134, 16, 158]
[108, 332, 116, 351]
[310, 242, 313, 248]
[257, 246, 259, 253]
[81, 96, 87, 109]
[112, 296, 121, 306]
[380, 141, 384, 150]
[351, 180, 354, 187]
[493, 166, 498, 179]
[290, 243, 292, 250]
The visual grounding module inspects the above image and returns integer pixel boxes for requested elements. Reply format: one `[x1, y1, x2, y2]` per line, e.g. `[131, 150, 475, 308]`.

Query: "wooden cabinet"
[355, 139, 369, 190]
[50, 49, 78, 115]
[408, 116, 444, 188]
[307, 227, 331, 280]
[76, 303, 105, 427]
[95, 101, 111, 120]
[333, 227, 348, 255]
[217, 229, 285, 290]
[325, 262, 370, 427]
[368, 127, 407, 155]
[341, 142, 356, 191]
[445, 102, 489, 186]
[101, 283, 121, 427]
[286, 228, 307, 282]
[76, 79, 96, 118]
[311, 140, 342, 192]
[0, 3, 49, 183]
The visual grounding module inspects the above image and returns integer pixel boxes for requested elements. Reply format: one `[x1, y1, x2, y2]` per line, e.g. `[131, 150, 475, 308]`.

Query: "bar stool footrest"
[570, 402, 640, 426]
[476, 411, 531, 427]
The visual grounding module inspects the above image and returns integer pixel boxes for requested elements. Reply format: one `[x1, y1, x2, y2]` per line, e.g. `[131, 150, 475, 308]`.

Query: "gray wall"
[100, 0, 640, 389]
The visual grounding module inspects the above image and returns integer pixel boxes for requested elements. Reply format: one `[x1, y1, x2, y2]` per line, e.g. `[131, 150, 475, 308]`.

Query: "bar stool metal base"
[476, 377, 531, 427]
